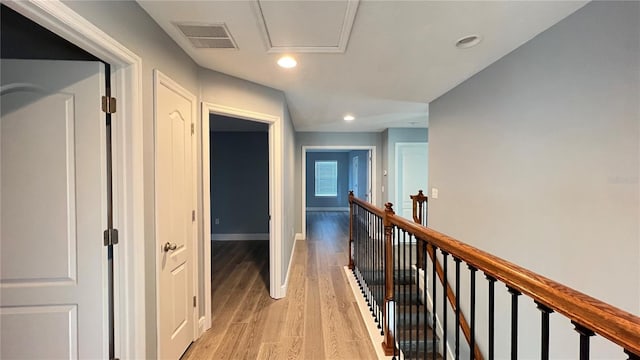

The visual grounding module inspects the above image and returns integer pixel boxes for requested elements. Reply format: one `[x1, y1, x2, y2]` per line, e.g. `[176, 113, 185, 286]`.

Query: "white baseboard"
[295, 232, 305, 241]
[198, 316, 206, 337]
[344, 266, 393, 360]
[306, 207, 349, 212]
[279, 237, 298, 297]
[210, 233, 269, 241]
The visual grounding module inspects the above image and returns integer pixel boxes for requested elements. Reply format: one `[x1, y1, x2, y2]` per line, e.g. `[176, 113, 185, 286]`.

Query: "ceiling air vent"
[175, 23, 238, 49]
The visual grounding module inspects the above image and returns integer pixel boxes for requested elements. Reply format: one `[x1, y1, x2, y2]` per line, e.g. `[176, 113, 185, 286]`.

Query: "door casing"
[301, 145, 376, 239]
[200, 102, 282, 334]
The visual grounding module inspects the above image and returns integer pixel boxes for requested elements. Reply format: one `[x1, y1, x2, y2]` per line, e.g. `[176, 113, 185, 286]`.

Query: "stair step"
[355, 269, 417, 285]
[398, 340, 440, 359]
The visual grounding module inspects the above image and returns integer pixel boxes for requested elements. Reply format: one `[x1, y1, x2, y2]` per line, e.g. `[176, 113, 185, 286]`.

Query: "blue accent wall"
[306, 152, 350, 209]
[211, 131, 269, 234]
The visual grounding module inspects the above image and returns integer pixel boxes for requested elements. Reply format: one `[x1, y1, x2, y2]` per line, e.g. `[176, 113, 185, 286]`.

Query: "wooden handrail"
[385, 211, 640, 356]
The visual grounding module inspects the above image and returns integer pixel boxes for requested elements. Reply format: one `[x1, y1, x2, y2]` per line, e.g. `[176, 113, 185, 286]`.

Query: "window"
[315, 160, 338, 197]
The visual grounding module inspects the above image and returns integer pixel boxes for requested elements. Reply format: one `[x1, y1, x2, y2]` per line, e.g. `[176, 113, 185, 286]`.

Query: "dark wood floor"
[182, 211, 377, 360]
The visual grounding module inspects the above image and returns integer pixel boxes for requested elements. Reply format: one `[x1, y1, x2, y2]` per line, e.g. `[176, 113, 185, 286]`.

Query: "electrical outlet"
[214, 218, 219, 225]
[431, 188, 439, 199]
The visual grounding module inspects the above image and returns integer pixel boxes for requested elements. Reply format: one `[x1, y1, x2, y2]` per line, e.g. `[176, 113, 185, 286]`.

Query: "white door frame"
[301, 145, 376, 239]
[200, 102, 282, 333]
[3, 1, 146, 358]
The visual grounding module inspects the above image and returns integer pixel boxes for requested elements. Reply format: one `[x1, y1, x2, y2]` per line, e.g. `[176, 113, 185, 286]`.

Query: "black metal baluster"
[423, 241, 428, 360]
[572, 322, 594, 360]
[408, 232, 414, 359]
[372, 212, 377, 316]
[535, 301, 553, 360]
[454, 257, 461, 360]
[367, 211, 372, 309]
[442, 250, 449, 360]
[507, 286, 521, 360]
[432, 244, 438, 360]
[486, 275, 496, 360]
[378, 216, 382, 332]
[469, 265, 477, 360]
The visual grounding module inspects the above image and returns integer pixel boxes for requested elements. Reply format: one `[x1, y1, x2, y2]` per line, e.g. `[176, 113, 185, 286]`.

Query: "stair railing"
[349, 192, 640, 360]
[411, 190, 483, 360]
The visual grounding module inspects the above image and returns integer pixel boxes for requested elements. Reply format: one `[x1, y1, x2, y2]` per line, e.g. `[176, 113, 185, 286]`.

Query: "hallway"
[182, 212, 377, 360]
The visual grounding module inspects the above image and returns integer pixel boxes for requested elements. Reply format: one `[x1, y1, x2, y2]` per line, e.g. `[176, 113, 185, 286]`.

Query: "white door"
[155, 71, 195, 360]
[352, 155, 359, 196]
[0, 59, 107, 359]
[395, 143, 428, 220]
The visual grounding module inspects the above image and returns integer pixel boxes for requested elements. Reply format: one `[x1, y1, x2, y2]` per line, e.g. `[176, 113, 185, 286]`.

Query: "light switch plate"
[432, 188, 439, 199]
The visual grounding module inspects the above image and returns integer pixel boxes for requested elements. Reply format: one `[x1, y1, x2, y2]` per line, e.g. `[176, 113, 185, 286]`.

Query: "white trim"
[295, 232, 305, 241]
[302, 145, 377, 241]
[254, 0, 360, 54]
[2, 1, 146, 358]
[153, 70, 199, 357]
[198, 317, 206, 337]
[306, 207, 349, 212]
[210, 233, 269, 241]
[343, 267, 393, 360]
[201, 102, 283, 333]
[280, 239, 298, 296]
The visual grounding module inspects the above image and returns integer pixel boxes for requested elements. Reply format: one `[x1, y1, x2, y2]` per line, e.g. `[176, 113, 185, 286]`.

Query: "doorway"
[201, 102, 281, 332]
[301, 146, 376, 238]
[395, 142, 428, 220]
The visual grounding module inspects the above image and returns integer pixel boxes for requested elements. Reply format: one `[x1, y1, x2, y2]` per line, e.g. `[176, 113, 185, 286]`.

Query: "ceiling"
[137, 0, 587, 132]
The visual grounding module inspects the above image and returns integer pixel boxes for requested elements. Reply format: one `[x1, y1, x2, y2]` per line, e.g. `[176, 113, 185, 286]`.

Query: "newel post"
[411, 190, 428, 270]
[382, 202, 396, 356]
[348, 191, 354, 269]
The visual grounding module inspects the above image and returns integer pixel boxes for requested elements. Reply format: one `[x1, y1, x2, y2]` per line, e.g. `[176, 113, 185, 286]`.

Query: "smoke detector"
[175, 23, 238, 49]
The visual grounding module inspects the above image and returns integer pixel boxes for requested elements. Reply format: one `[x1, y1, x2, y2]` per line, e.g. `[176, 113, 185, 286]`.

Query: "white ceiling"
[137, 0, 587, 132]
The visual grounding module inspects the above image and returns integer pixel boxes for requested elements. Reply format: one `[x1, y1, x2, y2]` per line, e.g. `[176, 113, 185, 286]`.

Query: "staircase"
[360, 268, 442, 359]
[394, 268, 441, 360]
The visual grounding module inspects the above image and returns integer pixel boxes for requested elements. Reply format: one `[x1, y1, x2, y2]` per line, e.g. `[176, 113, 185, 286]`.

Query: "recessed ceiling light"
[343, 114, 355, 121]
[277, 56, 297, 68]
[456, 35, 482, 49]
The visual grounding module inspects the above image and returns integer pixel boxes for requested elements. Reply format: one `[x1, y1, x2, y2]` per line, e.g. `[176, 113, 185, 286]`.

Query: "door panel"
[0, 59, 106, 359]
[396, 143, 428, 220]
[155, 72, 194, 360]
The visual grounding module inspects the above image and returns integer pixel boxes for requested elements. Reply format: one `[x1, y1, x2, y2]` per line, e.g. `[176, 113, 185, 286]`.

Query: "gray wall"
[305, 152, 350, 209]
[429, 1, 639, 358]
[381, 128, 428, 204]
[62, 1, 200, 357]
[349, 150, 369, 199]
[295, 132, 383, 235]
[210, 131, 268, 235]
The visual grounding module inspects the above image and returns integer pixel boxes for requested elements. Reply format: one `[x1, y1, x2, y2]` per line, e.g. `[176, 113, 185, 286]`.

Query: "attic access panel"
[256, 0, 359, 53]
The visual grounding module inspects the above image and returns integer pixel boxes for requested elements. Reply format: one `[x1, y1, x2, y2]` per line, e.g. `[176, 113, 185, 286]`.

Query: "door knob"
[163, 242, 177, 252]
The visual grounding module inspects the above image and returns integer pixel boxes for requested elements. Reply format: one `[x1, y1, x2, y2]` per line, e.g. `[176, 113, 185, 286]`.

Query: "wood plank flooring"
[182, 212, 377, 360]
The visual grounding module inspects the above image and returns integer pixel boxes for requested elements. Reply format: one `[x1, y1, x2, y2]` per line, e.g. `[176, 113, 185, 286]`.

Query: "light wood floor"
[181, 211, 378, 360]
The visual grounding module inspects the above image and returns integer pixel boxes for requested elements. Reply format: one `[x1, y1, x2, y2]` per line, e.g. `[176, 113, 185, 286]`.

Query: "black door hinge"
[104, 228, 119, 246]
[102, 96, 116, 114]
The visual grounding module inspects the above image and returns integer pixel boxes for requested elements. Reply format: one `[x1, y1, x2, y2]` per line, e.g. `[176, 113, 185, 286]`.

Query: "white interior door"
[155, 71, 195, 360]
[396, 143, 428, 220]
[352, 155, 359, 196]
[0, 59, 107, 359]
